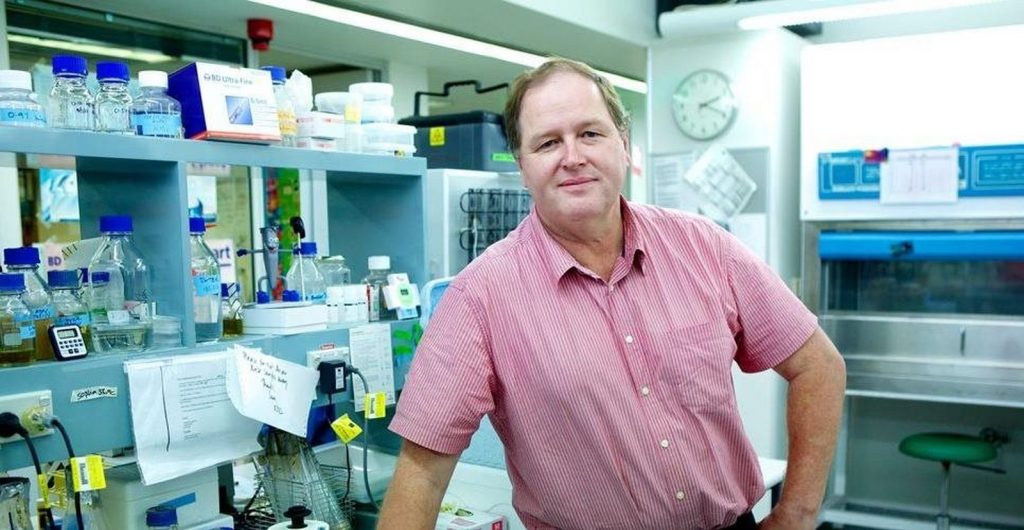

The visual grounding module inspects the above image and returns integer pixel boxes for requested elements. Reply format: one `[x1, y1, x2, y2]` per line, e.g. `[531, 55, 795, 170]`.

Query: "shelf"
[0, 127, 426, 177]
[0, 320, 419, 471]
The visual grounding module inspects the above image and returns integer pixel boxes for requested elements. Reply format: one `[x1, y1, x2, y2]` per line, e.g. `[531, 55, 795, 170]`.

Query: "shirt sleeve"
[389, 284, 495, 454]
[718, 226, 819, 373]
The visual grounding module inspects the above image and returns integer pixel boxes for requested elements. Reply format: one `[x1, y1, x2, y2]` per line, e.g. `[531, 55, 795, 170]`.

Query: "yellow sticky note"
[364, 392, 387, 420]
[429, 126, 445, 147]
[70, 455, 106, 492]
[331, 414, 363, 444]
[345, 105, 361, 124]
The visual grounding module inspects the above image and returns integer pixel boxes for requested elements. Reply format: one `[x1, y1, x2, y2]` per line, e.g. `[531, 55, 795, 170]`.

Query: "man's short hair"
[504, 57, 630, 156]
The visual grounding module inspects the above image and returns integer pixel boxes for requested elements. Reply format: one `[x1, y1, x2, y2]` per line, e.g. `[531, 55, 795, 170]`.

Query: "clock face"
[672, 69, 737, 141]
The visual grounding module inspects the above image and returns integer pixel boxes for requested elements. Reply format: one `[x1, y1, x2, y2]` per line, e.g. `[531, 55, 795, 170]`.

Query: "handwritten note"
[225, 345, 318, 437]
[70, 386, 118, 403]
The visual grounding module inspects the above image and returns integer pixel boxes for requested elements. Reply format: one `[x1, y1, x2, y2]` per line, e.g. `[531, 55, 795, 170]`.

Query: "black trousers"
[722, 511, 758, 530]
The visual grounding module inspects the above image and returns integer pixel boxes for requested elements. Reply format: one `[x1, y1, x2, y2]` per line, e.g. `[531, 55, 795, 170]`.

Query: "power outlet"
[307, 346, 350, 370]
[0, 390, 54, 443]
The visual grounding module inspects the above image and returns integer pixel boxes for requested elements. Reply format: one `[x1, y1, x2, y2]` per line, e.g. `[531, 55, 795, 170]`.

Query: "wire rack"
[237, 464, 355, 530]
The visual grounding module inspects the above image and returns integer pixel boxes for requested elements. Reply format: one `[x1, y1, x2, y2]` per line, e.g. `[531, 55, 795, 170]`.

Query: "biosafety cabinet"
[802, 26, 1024, 529]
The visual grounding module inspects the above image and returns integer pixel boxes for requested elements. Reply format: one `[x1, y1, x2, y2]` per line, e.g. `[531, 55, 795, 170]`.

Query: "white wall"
[310, 69, 375, 97]
[384, 60, 429, 122]
[502, 0, 658, 44]
[649, 29, 805, 462]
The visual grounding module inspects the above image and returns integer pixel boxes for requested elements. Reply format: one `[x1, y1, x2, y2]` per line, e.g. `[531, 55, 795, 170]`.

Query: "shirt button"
[625, 334, 634, 344]
[660, 439, 670, 448]
[640, 386, 650, 396]
[675, 491, 685, 500]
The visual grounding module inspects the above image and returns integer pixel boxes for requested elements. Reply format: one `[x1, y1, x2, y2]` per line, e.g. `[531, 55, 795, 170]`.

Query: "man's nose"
[561, 139, 586, 168]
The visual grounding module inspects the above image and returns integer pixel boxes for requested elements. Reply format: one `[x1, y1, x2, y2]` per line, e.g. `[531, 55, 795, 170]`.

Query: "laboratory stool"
[898, 431, 1005, 530]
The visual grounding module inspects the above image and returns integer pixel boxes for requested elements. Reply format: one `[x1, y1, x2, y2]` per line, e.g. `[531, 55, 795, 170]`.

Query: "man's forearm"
[378, 440, 460, 530]
[778, 345, 846, 517]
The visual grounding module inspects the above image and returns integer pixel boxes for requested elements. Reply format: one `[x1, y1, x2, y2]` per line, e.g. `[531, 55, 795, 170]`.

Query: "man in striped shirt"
[380, 58, 846, 530]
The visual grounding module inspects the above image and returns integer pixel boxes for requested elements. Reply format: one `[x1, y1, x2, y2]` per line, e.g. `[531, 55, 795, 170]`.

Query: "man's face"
[516, 71, 630, 229]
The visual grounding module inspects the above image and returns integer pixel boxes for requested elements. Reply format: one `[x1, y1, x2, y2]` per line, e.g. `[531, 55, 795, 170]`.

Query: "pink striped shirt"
[390, 199, 818, 530]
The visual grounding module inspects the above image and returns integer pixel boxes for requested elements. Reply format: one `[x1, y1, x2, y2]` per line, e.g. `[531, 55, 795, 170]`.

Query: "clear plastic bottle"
[88, 215, 153, 352]
[362, 255, 392, 321]
[131, 70, 182, 138]
[48, 54, 93, 130]
[3, 247, 55, 361]
[94, 62, 133, 134]
[284, 242, 326, 303]
[316, 255, 351, 289]
[48, 270, 91, 351]
[145, 505, 178, 530]
[0, 70, 46, 127]
[262, 66, 297, 147]
[189, 217, 222, 342]
[0, 273, 35, 366]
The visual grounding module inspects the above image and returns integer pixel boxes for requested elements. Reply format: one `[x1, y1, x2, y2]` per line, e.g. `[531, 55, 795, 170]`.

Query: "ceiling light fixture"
[246, 0, 647, 94]
[738, 0, 1002, 30]
[7, 34, 177, 63]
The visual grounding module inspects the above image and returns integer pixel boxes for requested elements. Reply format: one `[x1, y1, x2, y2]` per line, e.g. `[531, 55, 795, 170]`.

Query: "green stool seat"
[899, 433, 997, 464]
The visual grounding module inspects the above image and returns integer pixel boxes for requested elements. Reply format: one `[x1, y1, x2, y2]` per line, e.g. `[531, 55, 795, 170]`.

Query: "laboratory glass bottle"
[262, 66, 297, 147]
[362, 255, 392, 321]
[88, 215, 153, 352]
[220, 283, 243, 336]
[189, 217, 222, 342]
[131, 70, 182, 138]
[94, 61, 133, 134]
[3, 247, 55, 361]
[48, 54, 93, 130]
[285, 242, 326, 303]
[0, 273, 35, 366]
[48, 270, 91, 351]
[0, 70, 45, 127]
[145, 505, 178, 530]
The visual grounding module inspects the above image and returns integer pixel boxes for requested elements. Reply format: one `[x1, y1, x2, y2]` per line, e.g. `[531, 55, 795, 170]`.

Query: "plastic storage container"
[0, 70, 46, 127]
[132, 70, 182, 138]
[348, 82, 393, 103]
[361, 123, 416, 157]
[359, 101, 394, 124]
[362, 255, 392, 321]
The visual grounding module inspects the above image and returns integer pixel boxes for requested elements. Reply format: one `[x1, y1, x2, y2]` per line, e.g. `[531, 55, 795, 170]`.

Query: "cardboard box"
[168, 62, 281, 143]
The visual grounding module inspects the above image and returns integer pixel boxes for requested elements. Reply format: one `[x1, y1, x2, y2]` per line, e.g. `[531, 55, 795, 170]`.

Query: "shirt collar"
[528, 197, 648, 287]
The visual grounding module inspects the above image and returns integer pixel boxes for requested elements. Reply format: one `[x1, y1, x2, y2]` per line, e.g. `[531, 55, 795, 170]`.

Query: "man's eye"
[583, 130, 601, 138]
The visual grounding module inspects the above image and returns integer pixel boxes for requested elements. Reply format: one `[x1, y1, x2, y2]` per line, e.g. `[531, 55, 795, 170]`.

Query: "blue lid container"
[96, 61, 130, 81]
[0, 273, 25, 292]
[256, 291, 270, 304]
[261, 65, 286, 82]
[282, 289, 300, 302]
[3, 247, 40, 266]
[47, 270, 80, 288]
[297, 242, 317, 256]
[99, 215, 133, 233]
[145, 505, 178, 527]
[52, 55, 87, 76]
[189, 217, 206, 233]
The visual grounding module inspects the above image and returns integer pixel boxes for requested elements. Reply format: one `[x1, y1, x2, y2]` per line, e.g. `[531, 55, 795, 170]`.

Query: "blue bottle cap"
[189, 217, 206, 234]
[145, 505, 178, 526]
[221, 283, 230, 297]
[261, 65, 286, 82]
[3, 247, 40, 266]
[47, 270, 80, 288]
[90, 271, 111, 284]
[0, 273, 25, 291]
[256, 291, 270, 304]
[99, 215, 133, 233]
[282, 289, 300, 302]
[51, 55, 87, 76]
[299, 242, 317, 256]
[96, 61, 130, 81]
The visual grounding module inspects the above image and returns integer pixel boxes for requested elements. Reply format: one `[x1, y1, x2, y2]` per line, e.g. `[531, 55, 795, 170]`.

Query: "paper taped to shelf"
[225, 345, 319, 437]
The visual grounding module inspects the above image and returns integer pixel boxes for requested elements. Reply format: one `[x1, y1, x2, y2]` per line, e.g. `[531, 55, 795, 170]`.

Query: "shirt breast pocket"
[655, 321, 736, 408]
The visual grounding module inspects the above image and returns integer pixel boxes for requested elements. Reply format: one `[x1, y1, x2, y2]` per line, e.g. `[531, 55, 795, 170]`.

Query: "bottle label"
[56, 313, 91, 327]
[31, 305, 56, 321]
[19, 324, 35, 340]
[2, 332, 21, 346]
[132, 113, 182, 137]
[193, 274, 220, 297]
[107, 309, 131, 325]
[306, 291, 326, 303]
[368, 286, 380, 321]
[279, 110, 298, 136]
[0, 107, 46, 127]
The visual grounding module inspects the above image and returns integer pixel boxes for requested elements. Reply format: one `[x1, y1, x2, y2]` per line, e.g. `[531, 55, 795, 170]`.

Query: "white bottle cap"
[0, 70, 32, 91]
[138, 70, 168, 89]
[368, 255, 391, 270]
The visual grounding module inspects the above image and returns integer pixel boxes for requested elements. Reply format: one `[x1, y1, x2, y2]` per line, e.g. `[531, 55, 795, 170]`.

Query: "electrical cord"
[347, 367, 379, 511]
[0, 412, 56, 530]
[47, 417, 84, 530]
